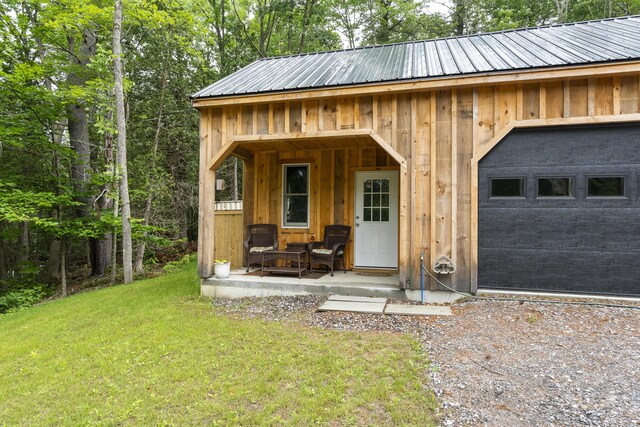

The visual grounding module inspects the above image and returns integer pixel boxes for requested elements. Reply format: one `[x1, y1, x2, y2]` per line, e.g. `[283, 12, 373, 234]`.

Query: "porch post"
[198, 109, 216, 278]
[398, 161, 410, 289]
[242, 157, 255, 267]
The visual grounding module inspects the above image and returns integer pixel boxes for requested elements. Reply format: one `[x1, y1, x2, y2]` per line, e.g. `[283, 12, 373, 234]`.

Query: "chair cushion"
[250, 246, 274, 253]
[312, 249, 343, 256]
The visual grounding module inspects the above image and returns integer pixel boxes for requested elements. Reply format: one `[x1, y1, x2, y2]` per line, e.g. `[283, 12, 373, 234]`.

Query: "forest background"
[1, 0, 638, 311]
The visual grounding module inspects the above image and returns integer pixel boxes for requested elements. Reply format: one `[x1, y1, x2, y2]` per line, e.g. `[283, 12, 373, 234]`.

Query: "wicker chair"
[244, 224, 278, 272]
[308, 225, 351, 276]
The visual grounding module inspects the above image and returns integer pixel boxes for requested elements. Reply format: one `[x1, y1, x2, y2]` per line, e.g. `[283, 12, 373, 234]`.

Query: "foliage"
[0, 287, 46, 314]
[162, 253, 198, 272]
[1, 0, 633, 292]
[0, 264, 438, 424]
[452, 0, 640, 34]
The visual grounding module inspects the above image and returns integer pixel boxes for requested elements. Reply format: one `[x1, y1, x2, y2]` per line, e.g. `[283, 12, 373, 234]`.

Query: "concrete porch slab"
[202, 269, 406, 299]
[317, 300, 387, 314]
[201, 269, 463, 303]
[384, 304, 453, 316]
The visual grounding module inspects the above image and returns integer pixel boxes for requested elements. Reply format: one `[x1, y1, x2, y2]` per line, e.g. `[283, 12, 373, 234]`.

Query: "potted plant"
[214, 259, 231, 279]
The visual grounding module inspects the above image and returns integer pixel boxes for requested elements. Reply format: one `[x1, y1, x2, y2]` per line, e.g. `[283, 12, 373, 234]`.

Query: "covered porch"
[201, 128, 411, 290]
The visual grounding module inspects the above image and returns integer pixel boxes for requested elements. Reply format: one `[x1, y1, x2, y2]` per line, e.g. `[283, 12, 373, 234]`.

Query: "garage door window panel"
[587, 177, 626, 198]
[490, 178, 525, 198]
[537, 177, 574, 198]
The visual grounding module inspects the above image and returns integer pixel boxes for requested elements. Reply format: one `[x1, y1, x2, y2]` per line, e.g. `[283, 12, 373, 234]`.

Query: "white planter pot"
[214, 262, 231, 279]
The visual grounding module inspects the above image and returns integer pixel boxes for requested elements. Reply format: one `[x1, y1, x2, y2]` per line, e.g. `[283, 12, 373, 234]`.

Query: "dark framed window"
[587, 177, 626, 197]
[537, 177, 574, 197]
[490, 178, 525, 198]
[282, 164, 309, 227]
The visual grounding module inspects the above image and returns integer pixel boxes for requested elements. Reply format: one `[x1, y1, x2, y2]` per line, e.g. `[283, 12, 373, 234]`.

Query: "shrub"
[162, 253, 198, 273]
[0, 287, 46, 314]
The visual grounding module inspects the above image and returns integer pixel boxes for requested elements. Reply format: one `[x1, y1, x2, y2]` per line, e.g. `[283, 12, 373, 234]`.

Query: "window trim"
[536, 176, 575, 199]
[586, 175, 627, 199]
[282, 163, 310, 228]
[489, 177, 526, 199]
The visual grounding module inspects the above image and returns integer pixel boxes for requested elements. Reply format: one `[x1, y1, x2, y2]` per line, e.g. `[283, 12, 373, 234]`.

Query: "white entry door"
[354, 171, 398, 268]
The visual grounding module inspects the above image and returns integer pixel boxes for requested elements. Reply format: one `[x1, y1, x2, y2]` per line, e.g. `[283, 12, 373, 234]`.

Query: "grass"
[0, 264, 438, 426]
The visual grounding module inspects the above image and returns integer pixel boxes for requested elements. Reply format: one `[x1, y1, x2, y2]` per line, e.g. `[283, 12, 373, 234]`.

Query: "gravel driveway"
[211, 295, 640, 426]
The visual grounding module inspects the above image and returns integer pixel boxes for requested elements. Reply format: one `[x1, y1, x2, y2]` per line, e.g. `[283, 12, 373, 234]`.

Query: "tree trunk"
[134, 62, 169, 274]
[111, 185, 120, 284]
[60, 240, 67, 297]
[33, 10, 64, 284]
[453, 0, 465, 36]
[91, 169, 114, 277]
[233, 156, 238, 201]
[66, 32, 94, 219]
[0, 228, 7, 287]
[67, 29, 112, 276]
[17, 222, 29, 266]
[113, 0, 133, 284]
[90, 237, 112, 276]
[46, 240, 61, 282]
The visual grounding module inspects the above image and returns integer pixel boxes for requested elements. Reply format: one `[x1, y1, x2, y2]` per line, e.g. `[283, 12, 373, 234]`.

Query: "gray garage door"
[478, 123, 640, 296]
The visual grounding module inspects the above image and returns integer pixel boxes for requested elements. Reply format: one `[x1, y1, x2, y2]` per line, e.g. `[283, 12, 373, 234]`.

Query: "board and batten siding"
[197, 74, 640, 291]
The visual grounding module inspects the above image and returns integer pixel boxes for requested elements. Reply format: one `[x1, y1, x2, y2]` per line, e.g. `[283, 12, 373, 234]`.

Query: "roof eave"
[191, 59, 640, 109]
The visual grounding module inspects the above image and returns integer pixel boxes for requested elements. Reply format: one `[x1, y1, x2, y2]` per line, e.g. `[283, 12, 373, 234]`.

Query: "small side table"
[286, 242, 309, 270]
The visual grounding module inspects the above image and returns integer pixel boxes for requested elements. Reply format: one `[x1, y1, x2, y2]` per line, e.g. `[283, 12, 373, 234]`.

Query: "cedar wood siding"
[196, 73, 640, 291]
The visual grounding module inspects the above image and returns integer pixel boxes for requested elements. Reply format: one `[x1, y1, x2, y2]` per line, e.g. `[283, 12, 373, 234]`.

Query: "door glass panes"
[588, 177, 625, 197]
[538, 177, 574, 197]
[490, 178, 524, 197]
[363, 178, 390, 222]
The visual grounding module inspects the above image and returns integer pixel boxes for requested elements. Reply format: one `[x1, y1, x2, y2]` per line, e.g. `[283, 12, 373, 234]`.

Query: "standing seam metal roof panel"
[473, 34, 531, 70]
[456, 37, 494, 72]
[446, 38, 477, 73]
[192, 15, 640, 99]
[536, 27, 611, 61]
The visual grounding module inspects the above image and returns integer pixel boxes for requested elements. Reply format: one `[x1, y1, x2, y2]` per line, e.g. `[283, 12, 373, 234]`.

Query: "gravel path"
[211, 295, 640, 426]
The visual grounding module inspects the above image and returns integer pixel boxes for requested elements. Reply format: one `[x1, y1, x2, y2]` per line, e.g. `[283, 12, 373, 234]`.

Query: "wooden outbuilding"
[193, 16, 640, 297]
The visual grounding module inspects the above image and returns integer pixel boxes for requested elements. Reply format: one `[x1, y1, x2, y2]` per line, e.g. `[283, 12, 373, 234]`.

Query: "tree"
[112, 0, 132, 283]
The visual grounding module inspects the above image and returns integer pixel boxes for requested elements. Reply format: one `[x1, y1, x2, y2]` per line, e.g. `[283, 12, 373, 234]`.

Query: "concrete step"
[384, 304, 453, 316]
[318, 300, 387, 314]
[327, 295, 388, 303]
[202, 276, 406, 299]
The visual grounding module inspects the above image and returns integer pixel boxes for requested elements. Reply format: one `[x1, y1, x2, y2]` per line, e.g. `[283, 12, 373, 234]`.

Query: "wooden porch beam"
[232, 128, 372, 142]
[367, 130, 406, 167]
[232, 146, 253, 161]
[208, 141, 241, 171]
[207, 128, 407, 171]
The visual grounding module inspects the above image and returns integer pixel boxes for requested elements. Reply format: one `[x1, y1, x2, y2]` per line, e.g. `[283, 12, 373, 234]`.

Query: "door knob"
[356, 222, 360, 227]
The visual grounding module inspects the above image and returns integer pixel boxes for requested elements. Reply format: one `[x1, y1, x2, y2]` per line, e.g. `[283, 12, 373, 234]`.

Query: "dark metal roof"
[192, 15, 640, 100]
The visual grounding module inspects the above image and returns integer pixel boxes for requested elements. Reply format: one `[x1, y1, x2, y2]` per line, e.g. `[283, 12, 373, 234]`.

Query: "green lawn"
[0, 264, 438, 426]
